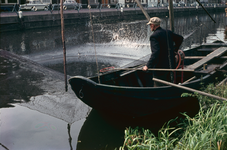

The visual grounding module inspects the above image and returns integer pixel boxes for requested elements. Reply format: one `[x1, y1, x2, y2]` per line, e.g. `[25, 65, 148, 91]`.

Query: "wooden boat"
[69, 42, 227, 122]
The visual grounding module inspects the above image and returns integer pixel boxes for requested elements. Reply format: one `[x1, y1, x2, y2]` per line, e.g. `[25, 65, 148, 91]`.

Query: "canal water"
[0, 12, 226, 150]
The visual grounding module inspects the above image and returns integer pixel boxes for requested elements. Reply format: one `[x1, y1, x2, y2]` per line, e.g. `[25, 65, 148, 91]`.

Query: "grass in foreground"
[120, 83, 227, 150]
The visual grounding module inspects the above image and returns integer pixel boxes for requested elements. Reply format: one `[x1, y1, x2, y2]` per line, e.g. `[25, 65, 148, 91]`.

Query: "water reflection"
[0, 12, 227, 150]
[38, 55, 137, 76]
[0, 104, 85, 150]
[67, 124, 73, 150]
[77, 109, 125, 150]
[0, 12, 226, 56]
[0, 49, 91, 123]
[0, 52, 45, 108]
[0, 50, 90, 149]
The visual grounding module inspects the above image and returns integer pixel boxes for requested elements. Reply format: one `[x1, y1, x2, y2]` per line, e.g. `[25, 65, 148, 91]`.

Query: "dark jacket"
[146, 27, 183, 75]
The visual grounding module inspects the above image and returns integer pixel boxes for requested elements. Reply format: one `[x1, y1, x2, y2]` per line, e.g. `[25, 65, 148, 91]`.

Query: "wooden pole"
[60, 0, 68, 92]
[134, 0, 150, 21]
[113, 68, 194, 72]
[217, 77, 227, 86]
[183, 76, 196, 84]
[153, 78, 227, 102]
[195, 0, 216, 23]
[168, 0, 174, 32]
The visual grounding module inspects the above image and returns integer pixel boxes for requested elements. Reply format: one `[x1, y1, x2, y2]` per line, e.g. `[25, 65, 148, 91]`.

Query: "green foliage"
[176, 103, 227, 150]
[120, 125, 179, 150]
[120, 82, 227, 150]
[182, 82, 227, 110]
[120, 103, 227, 150]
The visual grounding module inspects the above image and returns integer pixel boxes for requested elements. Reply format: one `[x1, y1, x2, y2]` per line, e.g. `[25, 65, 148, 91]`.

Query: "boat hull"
[69, 72, 215, 117]
[69, 43, 227, 122]
[69, 75, 201, 128]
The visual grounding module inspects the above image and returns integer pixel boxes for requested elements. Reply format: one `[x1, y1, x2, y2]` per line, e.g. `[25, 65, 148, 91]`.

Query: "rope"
[88, 0, 100, 83]
[175, 50, 185, 83]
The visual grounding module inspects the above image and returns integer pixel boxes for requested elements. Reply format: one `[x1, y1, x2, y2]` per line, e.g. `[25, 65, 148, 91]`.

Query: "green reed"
[120, 83, 227, 150]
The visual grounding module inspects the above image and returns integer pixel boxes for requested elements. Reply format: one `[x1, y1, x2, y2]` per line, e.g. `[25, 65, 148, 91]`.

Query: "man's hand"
[143, 66, 148, 71]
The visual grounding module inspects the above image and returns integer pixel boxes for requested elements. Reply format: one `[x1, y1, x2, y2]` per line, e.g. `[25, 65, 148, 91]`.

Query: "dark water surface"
[0, 12, 227, 150]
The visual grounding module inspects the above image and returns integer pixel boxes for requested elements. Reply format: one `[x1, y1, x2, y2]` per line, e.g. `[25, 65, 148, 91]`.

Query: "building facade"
[0, 0, 222, 6]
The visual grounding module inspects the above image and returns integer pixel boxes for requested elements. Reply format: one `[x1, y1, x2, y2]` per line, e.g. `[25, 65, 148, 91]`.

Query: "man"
[143, 17, 184, 86]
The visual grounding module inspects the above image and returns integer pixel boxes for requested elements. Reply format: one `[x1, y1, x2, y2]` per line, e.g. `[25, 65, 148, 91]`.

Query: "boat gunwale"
[68, 73, 212, 90]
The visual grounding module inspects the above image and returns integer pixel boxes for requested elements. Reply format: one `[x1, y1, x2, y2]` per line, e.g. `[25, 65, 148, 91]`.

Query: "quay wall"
[0, 6, 225, 32]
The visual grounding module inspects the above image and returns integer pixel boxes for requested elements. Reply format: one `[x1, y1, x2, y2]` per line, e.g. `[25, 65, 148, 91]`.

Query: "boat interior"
[90, 44, 227, 87]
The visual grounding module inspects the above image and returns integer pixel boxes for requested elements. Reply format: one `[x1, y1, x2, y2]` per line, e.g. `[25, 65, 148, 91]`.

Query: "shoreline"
[0, 6, 225, 32]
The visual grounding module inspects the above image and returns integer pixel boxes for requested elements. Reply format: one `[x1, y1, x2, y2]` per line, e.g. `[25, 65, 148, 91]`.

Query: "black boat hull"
[69, 44, 227, 123]
[69, 71, 216, 117]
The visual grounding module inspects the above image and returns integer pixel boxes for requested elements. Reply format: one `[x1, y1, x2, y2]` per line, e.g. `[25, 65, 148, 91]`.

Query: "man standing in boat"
[143, 17, 184, 87]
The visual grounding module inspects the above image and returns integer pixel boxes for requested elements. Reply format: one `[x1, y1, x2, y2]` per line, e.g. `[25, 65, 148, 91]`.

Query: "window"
[43, 0, 50, 3]
[8, 0, 17, 3]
